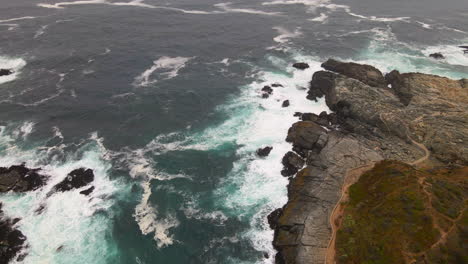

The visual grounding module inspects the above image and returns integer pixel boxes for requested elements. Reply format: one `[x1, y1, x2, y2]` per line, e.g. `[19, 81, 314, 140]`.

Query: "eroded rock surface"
[271, 59, 468, 264]
[0, 165, 48, 193]
[0, 203, 26, 264]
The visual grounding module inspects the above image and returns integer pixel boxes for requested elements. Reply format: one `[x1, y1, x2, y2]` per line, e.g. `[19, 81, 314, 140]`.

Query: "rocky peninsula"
[270, 59, 467, 263]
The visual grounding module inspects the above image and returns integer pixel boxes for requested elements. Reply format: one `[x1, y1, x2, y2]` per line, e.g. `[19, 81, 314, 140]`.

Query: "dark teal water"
[0, 0, 467, 263]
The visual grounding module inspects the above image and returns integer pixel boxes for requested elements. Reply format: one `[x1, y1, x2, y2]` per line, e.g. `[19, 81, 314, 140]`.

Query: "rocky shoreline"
[269, 59, 467, 263]
[0, 165, 96, 262]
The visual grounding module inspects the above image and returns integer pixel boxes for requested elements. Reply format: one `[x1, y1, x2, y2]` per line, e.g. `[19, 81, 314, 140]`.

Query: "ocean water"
[0, 0, 467, 263]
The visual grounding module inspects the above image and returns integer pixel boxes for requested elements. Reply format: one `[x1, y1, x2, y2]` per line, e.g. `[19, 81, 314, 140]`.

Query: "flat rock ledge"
[270, 59, 468, 264]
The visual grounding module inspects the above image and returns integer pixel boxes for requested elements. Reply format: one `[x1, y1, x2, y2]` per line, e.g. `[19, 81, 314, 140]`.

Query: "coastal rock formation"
[292, 63, 310, 70]
[271, 59, 468, 264]
[51, 168, 94, 193]
[0, 165, 48, 193]
[282, 100, 290, 107]
[0, 69, 13, 77]
[257, 146, 273, 157]
[281, 151, 304, 177]
[321, 59, 386, 87]
[429, 52, 445, 59]
[0, 203, 26, 264]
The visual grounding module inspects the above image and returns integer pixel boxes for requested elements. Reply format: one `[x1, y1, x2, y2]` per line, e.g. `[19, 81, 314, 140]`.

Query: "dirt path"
[325, 163, 376, 264]
[325, 137, 430, 264]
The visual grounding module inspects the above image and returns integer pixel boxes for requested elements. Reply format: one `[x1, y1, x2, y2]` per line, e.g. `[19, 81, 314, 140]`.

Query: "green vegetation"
[335, 160, 467, 264]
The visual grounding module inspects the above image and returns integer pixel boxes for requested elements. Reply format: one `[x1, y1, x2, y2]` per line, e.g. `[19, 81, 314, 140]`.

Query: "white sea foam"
[134, 56, 193, 87]
[214, 2, 281, 16]
[422, 45, 468, 67]
[0, 16, 36, 23]
[262, 0, 330, 13]
[0, 127, 122, 264]
[272, 26, 302, 43]
[309, 12, 328, 22]
[12, 121, 35, 139]
[0, 56, 27, 85]
[34, 25, 49, 38]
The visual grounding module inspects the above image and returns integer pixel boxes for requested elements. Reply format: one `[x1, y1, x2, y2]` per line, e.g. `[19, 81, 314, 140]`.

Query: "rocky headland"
[270, 59, 467, 263]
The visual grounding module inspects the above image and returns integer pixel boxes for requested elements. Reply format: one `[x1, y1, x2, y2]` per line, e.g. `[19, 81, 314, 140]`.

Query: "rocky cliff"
[270, 59, 468, 264]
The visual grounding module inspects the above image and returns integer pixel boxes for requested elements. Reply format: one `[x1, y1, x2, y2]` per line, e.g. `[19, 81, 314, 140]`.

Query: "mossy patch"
[335, 160, 468, 264]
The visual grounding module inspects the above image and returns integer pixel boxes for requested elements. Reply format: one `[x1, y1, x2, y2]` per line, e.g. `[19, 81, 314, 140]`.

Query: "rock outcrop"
[0, 165, 48, 193]
[257, 146, 273, 157]
[429, 52, 445, 59]
[0, 69, 12, 77]
[0, 203, 26, 264]
[292, 63, 310, 70]
[51, 168, 94, 193]
[271, 59, 468, 264]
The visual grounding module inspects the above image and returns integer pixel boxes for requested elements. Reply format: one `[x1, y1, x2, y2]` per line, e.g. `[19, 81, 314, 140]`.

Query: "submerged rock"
[0, 165, 48, 193]
[429, 52, 445, 59]
[292, 62, 309, 70]
[256, 146, 273, 157]
[0, 203, 26, 264]
[0, 69, 13, 77]
[261, 85, 273, 94]
[51, 168, 94, 193]
[321, 58, 386, 87]
[271, 83, 283, 87]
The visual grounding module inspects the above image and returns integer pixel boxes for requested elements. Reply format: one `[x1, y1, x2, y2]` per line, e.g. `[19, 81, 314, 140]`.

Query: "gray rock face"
[321, 59, 386, 87]
[281, 151, 305, 177]
[272, 60, 468, 264]
[0, 165, 47, 193]
[286, 121, 328, 151]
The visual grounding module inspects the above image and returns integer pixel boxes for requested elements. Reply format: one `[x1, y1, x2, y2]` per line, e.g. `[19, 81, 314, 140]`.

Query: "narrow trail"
[325, 134, 431, 264]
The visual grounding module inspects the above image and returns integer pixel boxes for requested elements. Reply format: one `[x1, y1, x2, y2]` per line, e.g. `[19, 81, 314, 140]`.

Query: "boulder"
[286, 121, 328, 151]
[51, 168, 94, 193]
[281, 151, 305, 176]
[300, 113, 318, 122]
[79, 186, 95, 196]
[281, 100, 290, 107]
[292, 62, 309, 70]
[0, 69, 13, 77]
[0, 165, 47, 193]
[321, 59, 386, 87]
[256, 146, 273, 157]
[261, 85, 273, 94]
[429, 52, 444, 59]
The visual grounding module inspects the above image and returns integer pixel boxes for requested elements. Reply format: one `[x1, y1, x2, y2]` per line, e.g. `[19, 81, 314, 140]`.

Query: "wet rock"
[429, 52, 444, 59]
[293, 112, 302, 117]
[286, 121, 328, 151]
[261, 85, 273, 94]
[300, 113, 318, 122]
[281, 151, 305, 176]
[281, 100, 290, 107]
[79, 186, 95, 196]
[292, 62, 309, 70]
[52, 168, 94, 193]
[256, 146, 273, 157]
[0, 203, 26, 264]
[262, 93, 269, 99]
[322, 58, 386, 87]
[271, 83, 283, 87]
[0, 165, 48, 193]
[267, 208, 283, 229]
[0, 69, 13, 77]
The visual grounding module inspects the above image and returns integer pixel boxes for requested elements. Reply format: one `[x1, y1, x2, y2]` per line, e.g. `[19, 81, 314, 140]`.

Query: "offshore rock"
[292, 63, 309, 70]
[0, 165, 48, 193]
[429, 52, 444, 59]
[282, 100, 290, 107]
[52, 168, 94, 193]
[257, 146, 273, 157]
[0, 69, 13, 77]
